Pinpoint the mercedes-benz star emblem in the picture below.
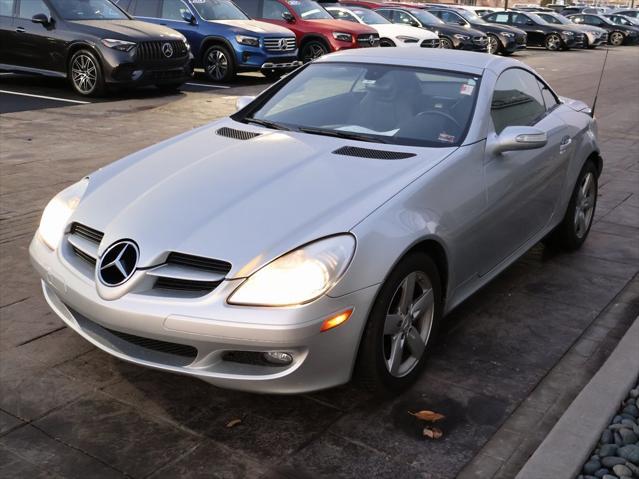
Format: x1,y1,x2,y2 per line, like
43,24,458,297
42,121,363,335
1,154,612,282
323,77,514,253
161,42,174,58
98,240,139,287
368,35,376,46
278,38,287,50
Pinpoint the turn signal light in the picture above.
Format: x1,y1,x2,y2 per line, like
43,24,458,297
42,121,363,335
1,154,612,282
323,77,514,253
320,309,353,332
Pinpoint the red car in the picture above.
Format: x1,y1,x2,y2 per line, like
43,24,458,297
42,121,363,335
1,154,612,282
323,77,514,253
235,0,380,62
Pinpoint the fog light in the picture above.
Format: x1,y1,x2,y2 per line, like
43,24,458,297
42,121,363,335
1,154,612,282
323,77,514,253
263,351,293,365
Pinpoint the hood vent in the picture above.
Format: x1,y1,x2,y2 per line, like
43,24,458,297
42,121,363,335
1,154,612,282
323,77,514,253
333,146,416,160
216,127,261,141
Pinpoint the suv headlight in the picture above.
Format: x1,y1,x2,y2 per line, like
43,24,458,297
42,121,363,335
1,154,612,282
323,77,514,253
500,32,515,38
396,35,419,42
101,38,136,52
454,34,470,40
236,35,259,47
333,32,353,42
228,235,356,307
39,178,89,250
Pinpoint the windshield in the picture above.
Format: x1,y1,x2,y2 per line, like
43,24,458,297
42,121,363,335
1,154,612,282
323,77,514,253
286,0,332,20
411,9,445,25
609,15,630,24
242,63,480,148
49,0,128,20
190,0,248,20
352,8,390,24
539,13,567,24
458,9,486,24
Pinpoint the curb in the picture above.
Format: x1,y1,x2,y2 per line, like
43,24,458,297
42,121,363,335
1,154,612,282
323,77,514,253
516,316,639,479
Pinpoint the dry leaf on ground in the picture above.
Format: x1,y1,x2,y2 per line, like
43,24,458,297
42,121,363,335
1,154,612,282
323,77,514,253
422,426,443,439
409,410,445,422
226,418,242,428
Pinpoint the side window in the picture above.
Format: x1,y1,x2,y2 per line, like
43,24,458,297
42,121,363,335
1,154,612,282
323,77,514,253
133,0,160,17
332,9,358,23
376,9,393,21
0,0,14,16
17,0,49,18
112,0,132,11
491,68,547,134
493,13,510,24
538,79,559,111
512,13,530,25
233,0,258,17
262,0,288,20
584,15,601,26
571,15,583,23
441,11,462,24
396,10,419,27
161,0,189,21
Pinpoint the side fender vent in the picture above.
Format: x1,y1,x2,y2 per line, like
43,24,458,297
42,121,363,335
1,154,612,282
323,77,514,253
333,146,416,160
216,127,261,140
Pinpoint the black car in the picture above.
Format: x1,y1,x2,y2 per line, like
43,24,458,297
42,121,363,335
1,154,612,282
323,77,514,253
374,6,489,51
482,10,584,50
0,0,193,96
604,14,639,34
568,13,639,46
427,7,527,55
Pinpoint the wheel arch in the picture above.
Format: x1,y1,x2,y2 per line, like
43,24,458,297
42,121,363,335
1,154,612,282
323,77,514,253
66,42,104,76
299,34,331,51
401,238,450,306
199,36,236,65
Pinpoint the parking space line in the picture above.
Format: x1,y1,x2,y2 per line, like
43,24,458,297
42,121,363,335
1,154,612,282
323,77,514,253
0,90,89,104
185,82,231,89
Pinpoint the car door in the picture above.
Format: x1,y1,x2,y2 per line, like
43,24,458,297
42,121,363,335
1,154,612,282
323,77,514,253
480,67,570,273
12,0,56,70
0,0,16,65
512,12,544,45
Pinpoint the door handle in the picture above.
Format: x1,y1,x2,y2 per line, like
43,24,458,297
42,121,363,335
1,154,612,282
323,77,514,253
16,26,26,33
559,135,572,154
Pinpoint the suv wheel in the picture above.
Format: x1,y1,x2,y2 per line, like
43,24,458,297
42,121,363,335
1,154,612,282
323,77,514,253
545,33,562,51
609,31,625,46
355,252,442,393
203,45,235,82
300,40,328,63
69,50,105,97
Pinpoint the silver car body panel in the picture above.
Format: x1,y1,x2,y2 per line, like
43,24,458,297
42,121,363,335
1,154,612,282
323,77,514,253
30,48,601,393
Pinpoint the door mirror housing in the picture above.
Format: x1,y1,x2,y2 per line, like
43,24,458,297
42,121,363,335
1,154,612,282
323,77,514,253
236,96,255,111
31,13,50,25
182,10,196,24
282,11,295,23
458,19,467,26
489,126,548,155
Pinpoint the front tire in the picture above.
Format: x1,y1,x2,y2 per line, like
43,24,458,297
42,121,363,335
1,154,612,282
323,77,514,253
609,31,625,46
546,161,598,251
202,45,235,83
69,50,105,97
439,36,454,49
300,40,328,63
487,34,500,54
355,252,442,394
545,33,562,51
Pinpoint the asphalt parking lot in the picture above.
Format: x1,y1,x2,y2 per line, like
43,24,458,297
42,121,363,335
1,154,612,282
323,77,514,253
1,46,638,479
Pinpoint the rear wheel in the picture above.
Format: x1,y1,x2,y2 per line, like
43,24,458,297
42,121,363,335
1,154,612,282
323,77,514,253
545,33,562,51
487,34,500,54
69,50,105,97
300,40,328,63
355,252,442,393
380,38,396,47
609,31,625,46
202,45,235,82
439,36,454,49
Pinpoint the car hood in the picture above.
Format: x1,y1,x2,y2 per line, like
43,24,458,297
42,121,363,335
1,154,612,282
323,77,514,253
68,20,183,41
211,19,295,35
76,119,456,278
306,18,378,34
373,23,438,40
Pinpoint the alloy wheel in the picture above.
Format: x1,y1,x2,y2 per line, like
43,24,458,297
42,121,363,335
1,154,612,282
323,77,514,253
440,37,453,49
546,34,561,51
487,35,499,54
383,271,434,378
302,43,326,63
206,49,228,81
71,54,97,94
610,32,624,46
574,171,596,239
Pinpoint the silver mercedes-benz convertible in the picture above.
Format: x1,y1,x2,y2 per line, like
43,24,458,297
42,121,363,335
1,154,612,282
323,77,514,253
30,49,601,394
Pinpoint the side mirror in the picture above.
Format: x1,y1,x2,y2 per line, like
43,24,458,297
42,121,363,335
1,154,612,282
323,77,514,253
282,11,295,23
31,13,50,25
526,19,534,25
182,10,196,24
458,20,467,26
488,126,547,155
236,96,255,111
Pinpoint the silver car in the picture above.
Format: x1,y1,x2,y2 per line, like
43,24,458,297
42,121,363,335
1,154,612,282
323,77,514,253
30,49,601,394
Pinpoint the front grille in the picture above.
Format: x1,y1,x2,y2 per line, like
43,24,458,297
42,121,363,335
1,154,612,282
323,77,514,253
216,127,261,141
154,276,222,292
473,36,489,46
357,33,380,47
263,37,296,52
72,246,97,265
70,223,103,244
166,252,232,275
137,40,188,62
333,146,416,160
104,326,197,360
421,38,440,48
516,34,527,45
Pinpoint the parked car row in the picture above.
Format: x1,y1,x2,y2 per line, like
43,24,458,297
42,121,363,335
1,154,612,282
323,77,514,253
1,0,637,97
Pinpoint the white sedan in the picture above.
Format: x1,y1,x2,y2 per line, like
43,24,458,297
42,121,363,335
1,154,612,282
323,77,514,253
326,5,440,47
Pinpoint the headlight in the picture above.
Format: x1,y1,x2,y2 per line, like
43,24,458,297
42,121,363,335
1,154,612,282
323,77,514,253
101,38,136,52
228,235,356,307
500,32,515,38
396,35,419,42
38,178,89,250
176,33,191,50
236,35,259,47
454,34,470,40
333,32,353,42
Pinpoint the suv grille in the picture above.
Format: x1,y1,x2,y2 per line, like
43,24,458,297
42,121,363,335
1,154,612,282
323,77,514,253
263,37,296,52
137,40,188,62
357,33,380,47
421,38,440,48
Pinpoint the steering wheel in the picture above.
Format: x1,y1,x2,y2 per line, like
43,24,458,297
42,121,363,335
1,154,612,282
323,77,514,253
415,110,462,131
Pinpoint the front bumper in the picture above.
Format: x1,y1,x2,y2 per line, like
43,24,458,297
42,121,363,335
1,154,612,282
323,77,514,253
562,34,585,49
30,235,377,394
455,37,489,52
502,34,527,52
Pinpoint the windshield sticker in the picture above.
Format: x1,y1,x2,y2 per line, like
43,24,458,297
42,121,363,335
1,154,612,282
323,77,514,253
438,132,456,143
460,84,474,96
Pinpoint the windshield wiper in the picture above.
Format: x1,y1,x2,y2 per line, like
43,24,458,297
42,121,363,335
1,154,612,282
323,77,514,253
244,118,292,131
298,126,389,144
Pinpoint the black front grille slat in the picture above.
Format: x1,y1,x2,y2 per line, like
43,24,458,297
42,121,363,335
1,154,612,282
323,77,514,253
137,40,187,62
72,246,97,265
104,326,197,359
166,252,231,274
216,127,261,141
154,277,222,292
333,146,416,160
70,223,104,244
